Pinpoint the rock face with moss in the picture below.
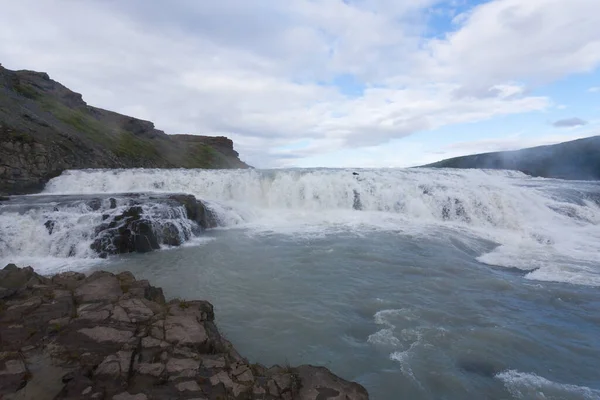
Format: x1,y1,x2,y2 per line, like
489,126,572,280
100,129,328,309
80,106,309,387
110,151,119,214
0,265,369,400
0,65,250,195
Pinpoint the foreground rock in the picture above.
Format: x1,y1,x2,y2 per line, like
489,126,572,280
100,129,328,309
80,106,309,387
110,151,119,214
0,265,369,400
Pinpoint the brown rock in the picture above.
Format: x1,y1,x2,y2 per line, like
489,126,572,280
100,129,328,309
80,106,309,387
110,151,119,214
136,363,164,377
112,392,148,400
295,365,369,400
78,327,134,343
176,380,201,392
75,275,122,304
165,358,199,374
164,315,208,346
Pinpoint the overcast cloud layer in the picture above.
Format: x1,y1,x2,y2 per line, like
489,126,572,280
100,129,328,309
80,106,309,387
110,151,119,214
1,0,599,167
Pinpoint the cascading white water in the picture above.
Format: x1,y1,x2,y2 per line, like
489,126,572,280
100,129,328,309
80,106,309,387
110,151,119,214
0,194,201,273
4,167,600,284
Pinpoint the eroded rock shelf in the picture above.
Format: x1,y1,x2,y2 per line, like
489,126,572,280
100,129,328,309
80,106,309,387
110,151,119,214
0,265,369,400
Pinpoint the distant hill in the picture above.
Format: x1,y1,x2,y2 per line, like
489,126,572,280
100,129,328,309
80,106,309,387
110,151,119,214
0,65,249,195
421,136,600,180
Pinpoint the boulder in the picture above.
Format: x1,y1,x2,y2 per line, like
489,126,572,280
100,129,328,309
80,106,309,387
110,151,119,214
90,206,160,256
295,365,369,400
168,194,218,229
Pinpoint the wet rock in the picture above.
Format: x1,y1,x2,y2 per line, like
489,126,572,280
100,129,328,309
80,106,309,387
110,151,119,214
87,198,102,211
168,194,218,229
90,206,160,256
352,190,362,210
160,222,182,246
44,219,56,234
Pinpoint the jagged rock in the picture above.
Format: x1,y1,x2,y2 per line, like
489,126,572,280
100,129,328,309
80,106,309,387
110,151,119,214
52,271,86,290
112,392,148,400
160,221,183,246
0,353,28,394
136,362,164,377
118,298,154,322
165,315,208,346
176,380,201,392
78,327,135,344
295,365,369,400
168,194,218,229
44,219,56,234
166,358,199,374
0,266,370,399
0,264,38,289
91,206,161,256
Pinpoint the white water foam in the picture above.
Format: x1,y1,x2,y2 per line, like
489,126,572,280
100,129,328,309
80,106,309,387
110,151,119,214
368,309,404,347
0,195,203,269
367,308,426,386
497,370,600,400
38,168,600,285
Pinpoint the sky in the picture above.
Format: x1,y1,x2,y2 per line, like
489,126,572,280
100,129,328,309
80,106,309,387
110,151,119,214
0,0,599,168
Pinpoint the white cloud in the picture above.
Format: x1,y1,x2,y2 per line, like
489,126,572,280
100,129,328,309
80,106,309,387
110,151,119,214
419,0,600,89
0,0,598,167
589,87,600,93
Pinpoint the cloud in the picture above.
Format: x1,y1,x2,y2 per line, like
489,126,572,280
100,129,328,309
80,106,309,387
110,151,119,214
552,118,588,128
418,0,600,90
0,0,598,167
589,87,600,93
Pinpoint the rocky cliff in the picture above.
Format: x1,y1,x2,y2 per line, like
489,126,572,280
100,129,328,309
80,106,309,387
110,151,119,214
0,265,369,400
0,65,250,195
421,136,600,180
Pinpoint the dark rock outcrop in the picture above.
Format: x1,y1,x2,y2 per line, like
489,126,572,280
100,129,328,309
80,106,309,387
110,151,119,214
91,206,161,257
421,135,600,180
0,265,369,400
0,65,250,196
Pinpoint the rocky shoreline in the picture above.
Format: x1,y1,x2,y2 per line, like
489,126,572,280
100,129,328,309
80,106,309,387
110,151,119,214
0,265,369,400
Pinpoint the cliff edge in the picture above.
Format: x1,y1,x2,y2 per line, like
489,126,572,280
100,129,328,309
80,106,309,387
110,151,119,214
0,65,249,195
0,265,369,400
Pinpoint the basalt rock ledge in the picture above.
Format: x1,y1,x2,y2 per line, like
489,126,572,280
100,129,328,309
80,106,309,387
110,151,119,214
0,265,369,400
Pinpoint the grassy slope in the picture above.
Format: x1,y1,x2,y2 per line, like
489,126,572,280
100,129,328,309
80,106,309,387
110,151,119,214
0,66,249,194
